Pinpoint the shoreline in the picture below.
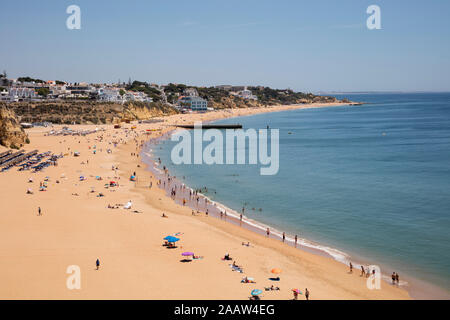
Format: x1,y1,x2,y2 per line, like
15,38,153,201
124,102,412,299
0,102,427,299
140,103,450,300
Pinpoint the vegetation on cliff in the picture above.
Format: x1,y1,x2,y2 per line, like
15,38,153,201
248,87,338,105
163,82,340,109
126,81,162,102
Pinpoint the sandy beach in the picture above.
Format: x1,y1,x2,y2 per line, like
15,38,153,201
0,102,411,299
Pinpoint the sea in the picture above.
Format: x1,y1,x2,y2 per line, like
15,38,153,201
144,93,450,298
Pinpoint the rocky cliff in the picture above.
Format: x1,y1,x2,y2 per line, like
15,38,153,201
0,104,29,148
9,101,179,125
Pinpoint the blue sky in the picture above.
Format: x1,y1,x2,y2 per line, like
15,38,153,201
1,0,449,92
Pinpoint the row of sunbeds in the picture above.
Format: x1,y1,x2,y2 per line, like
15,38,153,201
1,150,38,172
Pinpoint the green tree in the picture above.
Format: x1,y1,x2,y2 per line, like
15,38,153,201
37,88,50,97
18,76,44,83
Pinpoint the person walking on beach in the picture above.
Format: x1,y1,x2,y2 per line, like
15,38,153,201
349,262,353,273
293,290,298,300
361,265,366,277
395,273,400,285
305,288,310,300
266,228,270,237
38,207,41,216
282,232,285,243
294,235,298,247
391,272,396,285
96,258,100,270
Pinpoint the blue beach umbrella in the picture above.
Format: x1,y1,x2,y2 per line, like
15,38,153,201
251,289,263,296
164,236,180,243
164,235,179,240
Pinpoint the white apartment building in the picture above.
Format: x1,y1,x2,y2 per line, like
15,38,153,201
98,87,122,102
50,85,67,98
98,88,153,103
184,88,198,97
8,87,37,101
0,89,9,102
232,86,258,100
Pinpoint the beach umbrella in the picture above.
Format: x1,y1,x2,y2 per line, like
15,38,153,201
164,236,180,243
271,268,282,274
181,252,194,256
164,235,177,241
251,289,262,296
292,289,302,294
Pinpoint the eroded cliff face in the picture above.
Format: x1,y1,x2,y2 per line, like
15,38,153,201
9,101,179,125
120,103,178,122
0,104,29,148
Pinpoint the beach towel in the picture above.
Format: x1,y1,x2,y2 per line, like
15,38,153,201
230,264,243,273
124,201,132,209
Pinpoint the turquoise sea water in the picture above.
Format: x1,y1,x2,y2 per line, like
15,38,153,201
150,93,450,296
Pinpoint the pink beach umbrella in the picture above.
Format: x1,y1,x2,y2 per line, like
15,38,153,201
181,252,194,256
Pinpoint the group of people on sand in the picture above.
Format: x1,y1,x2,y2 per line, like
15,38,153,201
350,262,374,277
349,262,400,285
292,288,310,300
222,248,312,300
